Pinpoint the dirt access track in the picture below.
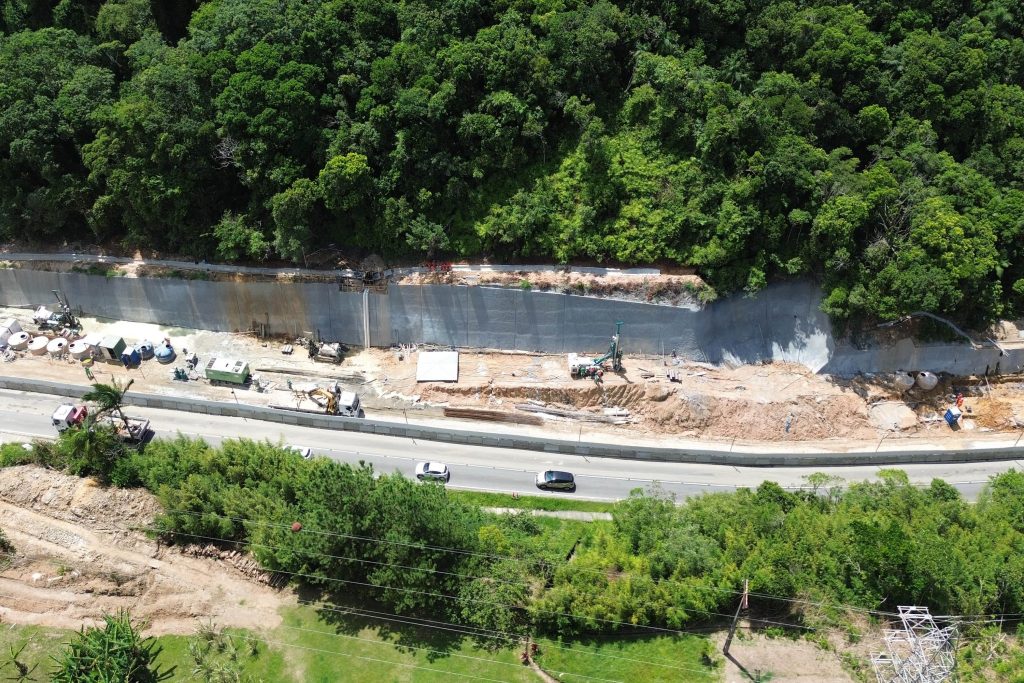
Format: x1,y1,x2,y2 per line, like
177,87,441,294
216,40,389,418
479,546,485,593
0,465,289,635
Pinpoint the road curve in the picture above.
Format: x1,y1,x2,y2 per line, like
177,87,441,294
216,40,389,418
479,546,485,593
0,389,1020,502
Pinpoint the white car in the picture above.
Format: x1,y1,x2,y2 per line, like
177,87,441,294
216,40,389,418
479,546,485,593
287,445,313,459
415,461,450,482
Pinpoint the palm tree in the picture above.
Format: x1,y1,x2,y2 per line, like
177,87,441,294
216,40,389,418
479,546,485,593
83,378,134,430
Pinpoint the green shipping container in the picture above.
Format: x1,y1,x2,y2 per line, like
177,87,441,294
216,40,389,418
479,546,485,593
204,357,250,385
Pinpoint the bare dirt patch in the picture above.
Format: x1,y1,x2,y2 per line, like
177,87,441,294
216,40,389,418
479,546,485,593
415,355,880,441
0,466,290,635
711,630,855,682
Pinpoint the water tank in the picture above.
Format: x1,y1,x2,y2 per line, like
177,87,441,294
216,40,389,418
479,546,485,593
154,343,175,364
28,336,49,355
893,373,916,392
8,331,30,350
137,341,154,360
69,340,92,359
46,338,68,357
916,371,939,391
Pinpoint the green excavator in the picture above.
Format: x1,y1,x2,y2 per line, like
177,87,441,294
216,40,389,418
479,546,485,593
568,322,623,380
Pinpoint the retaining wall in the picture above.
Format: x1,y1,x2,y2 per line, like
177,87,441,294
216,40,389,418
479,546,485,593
3,376,1021,467
1,270,1022,376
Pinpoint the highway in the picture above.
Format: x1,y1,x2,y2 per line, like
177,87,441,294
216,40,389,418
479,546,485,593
1,389,1021,501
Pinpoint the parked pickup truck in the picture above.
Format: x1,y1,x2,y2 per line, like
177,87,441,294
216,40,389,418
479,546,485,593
51,403,152,444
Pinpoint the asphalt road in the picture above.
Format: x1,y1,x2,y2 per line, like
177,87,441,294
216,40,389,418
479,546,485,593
1,389,1021,501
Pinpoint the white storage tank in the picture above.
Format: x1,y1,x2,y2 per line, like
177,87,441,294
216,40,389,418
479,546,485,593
916,371,939,391
893,372,916,392
8,331,30,350
28,336,49,355
47,338,68,357
69,340,92,360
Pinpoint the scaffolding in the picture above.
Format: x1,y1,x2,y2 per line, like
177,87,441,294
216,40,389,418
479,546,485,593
871,606,958,683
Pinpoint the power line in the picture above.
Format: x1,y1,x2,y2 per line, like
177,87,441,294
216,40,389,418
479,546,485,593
157,506,538,565
135,523,816,633
297,598,724,676
152,507,822,625
139,526,533,589
218,631,519,683
0,589,609,683
150,506,896,617
275,622,624,683
0,583,707,678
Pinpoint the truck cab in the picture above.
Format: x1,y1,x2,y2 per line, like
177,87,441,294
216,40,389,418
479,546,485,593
337,391,362,417
52,404,88,432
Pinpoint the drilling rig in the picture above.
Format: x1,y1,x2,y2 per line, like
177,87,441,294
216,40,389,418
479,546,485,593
568,321,623,380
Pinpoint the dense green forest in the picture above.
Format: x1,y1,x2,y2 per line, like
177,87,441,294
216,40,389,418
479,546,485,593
3,0,1024,323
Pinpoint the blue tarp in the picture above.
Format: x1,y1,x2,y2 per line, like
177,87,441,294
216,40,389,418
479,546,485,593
121,348,141,367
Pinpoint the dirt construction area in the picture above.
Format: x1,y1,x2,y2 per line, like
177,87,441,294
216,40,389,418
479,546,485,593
0,465,288,635
1,304,1024,446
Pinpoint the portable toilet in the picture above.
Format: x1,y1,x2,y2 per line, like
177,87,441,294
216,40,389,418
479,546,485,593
944,406,963,429
120,346,142,368
97,335,127,361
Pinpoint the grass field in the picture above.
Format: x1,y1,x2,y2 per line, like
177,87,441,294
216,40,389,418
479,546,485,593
534,633,722,683
0,605,721,682
0,605,535,682
453,490,618,513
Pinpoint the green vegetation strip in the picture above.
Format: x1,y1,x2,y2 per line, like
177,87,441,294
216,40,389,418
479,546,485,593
451,490,617,513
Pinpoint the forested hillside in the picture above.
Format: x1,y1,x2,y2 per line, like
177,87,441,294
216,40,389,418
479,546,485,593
3,0,1024,324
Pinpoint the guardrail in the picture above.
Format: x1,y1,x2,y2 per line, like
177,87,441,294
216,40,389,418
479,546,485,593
1,376,1020,467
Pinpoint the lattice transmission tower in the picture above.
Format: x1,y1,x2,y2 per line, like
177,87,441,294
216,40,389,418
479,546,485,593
871,606,958,683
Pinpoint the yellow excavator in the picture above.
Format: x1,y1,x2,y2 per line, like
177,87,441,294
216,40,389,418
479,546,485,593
300,383,364,417
307,387,338,414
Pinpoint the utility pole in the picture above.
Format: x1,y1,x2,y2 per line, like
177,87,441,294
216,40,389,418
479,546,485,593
723,579,749,659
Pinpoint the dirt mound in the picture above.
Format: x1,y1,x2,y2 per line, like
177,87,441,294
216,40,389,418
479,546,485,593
0,466,288,635
421,382,650,410
422,376,878,441
0,465,161,529
648,392,874,441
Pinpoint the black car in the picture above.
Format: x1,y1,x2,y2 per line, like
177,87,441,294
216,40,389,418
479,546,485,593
536,470,575,491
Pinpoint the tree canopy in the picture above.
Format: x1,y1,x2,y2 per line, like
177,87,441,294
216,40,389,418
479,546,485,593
3,0,1024,324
